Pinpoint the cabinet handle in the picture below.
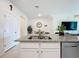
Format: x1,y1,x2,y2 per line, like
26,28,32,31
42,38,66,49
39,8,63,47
71,46,78,47
37,51,39,53
41,51,43,53
65,46,78,47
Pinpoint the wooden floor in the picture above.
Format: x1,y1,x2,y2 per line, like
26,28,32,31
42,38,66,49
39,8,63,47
0,45,19,58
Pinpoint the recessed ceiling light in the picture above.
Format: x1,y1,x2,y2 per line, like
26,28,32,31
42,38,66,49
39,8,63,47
35,5,39,8
34,5,42,17
38,13,42,17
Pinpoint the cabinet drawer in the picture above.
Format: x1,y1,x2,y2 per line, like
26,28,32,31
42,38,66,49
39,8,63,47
19,43,39,48
41,49,60,58
19,49,39,58
40,43,60,48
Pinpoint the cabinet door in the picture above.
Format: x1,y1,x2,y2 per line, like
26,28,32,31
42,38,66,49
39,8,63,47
19,49,39,58
40,49,60,58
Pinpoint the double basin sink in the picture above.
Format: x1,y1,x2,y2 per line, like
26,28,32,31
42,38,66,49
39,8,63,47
28,35,52,40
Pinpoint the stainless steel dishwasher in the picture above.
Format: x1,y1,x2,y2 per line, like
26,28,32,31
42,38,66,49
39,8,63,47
62,42,79,58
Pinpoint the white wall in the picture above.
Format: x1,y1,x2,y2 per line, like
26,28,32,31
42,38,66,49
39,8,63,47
52,14,79,34
0,0,28,38
28,15,79,34
28,16,53,34
7,0,79,34
9,0,79,34
3,0,79,34
0,0,28,53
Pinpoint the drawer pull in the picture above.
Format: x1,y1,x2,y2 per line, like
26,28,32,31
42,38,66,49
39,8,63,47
71,46,78,47
41,51,43,53
64,46,78,47
37,51,39,53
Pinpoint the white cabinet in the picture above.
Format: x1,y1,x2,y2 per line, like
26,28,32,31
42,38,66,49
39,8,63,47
19,49,39,58
40,43,60,58
19,42,60,58
19,43,39,58
40,49,60,58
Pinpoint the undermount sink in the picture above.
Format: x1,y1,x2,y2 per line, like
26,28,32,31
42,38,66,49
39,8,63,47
28,35,52,40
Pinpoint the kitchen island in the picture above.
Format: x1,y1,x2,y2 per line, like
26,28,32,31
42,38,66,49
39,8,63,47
16,34,79,58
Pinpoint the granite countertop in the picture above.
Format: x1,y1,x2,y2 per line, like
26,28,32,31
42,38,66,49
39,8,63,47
15,34,79,42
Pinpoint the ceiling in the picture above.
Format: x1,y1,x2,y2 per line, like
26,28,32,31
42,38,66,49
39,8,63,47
8,0,79,19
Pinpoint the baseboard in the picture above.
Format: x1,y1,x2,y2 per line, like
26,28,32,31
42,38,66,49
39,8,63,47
4,42,18,52
5,45,16,53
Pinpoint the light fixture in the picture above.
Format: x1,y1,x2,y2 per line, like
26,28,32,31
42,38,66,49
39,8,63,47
35,5,39,8
38,13,42,17
8,0,13,11
9,4,13,11
34,5,42,17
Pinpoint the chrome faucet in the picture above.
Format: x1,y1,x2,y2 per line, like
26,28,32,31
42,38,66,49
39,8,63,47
38,29,43,39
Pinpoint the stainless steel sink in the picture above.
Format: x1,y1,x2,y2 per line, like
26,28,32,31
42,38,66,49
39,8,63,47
28,35,52,40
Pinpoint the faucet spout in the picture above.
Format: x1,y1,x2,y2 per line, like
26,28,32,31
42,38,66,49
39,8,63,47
38,29,43,39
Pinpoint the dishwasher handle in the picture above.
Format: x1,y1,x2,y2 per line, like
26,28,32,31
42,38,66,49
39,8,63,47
64,45,79,47
71,46,78,47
